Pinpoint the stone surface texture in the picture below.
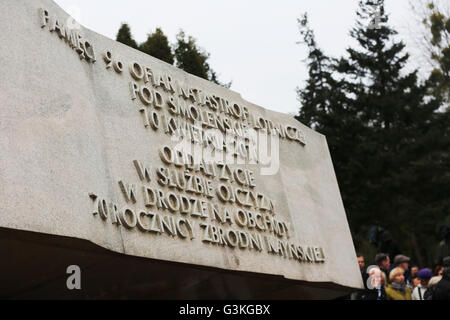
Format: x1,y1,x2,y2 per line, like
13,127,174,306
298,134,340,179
0,0,363,291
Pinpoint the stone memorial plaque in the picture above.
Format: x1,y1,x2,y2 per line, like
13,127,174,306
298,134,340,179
0,0,363,296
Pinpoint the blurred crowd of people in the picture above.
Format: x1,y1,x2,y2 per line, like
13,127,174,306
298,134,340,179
351,253,450,300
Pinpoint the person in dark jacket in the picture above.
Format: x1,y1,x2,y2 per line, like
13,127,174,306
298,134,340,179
379,231,402,263
375,253,391,276
433,256,450,300
412,269,432,300
357,253,369,285
350,253,369,300
424,276,442,300
360,267,386,300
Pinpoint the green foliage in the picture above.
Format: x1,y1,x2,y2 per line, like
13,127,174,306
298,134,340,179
430,12,445,45
114,24,231,88
297,0,449,267
174,31,231,88
424,2,450,102
116,23,138,50
139,28,174,65
174,31,210,79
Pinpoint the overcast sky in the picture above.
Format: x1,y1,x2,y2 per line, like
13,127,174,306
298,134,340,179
54,0,418,116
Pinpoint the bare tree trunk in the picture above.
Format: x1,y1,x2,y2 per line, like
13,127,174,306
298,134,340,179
410,233,424,267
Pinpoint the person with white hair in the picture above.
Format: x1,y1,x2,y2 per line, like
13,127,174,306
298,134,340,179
386,267,412,300
423,275,442,300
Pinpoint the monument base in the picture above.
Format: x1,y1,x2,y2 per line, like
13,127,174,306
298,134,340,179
0,227,354,300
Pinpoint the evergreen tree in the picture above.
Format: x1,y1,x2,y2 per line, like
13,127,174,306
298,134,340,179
295,14,353,149
116,23,138,50
139,28,175,65
296,13,333,129
297,0,447,266
423,2,450,103
174,30,211,80
114,24,231,88
174,30,231,88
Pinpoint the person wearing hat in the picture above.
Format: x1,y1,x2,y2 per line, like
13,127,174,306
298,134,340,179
412,269,432,300
433,256,450,300
375,253,391,276
387,254,412,286
386,267,412,300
